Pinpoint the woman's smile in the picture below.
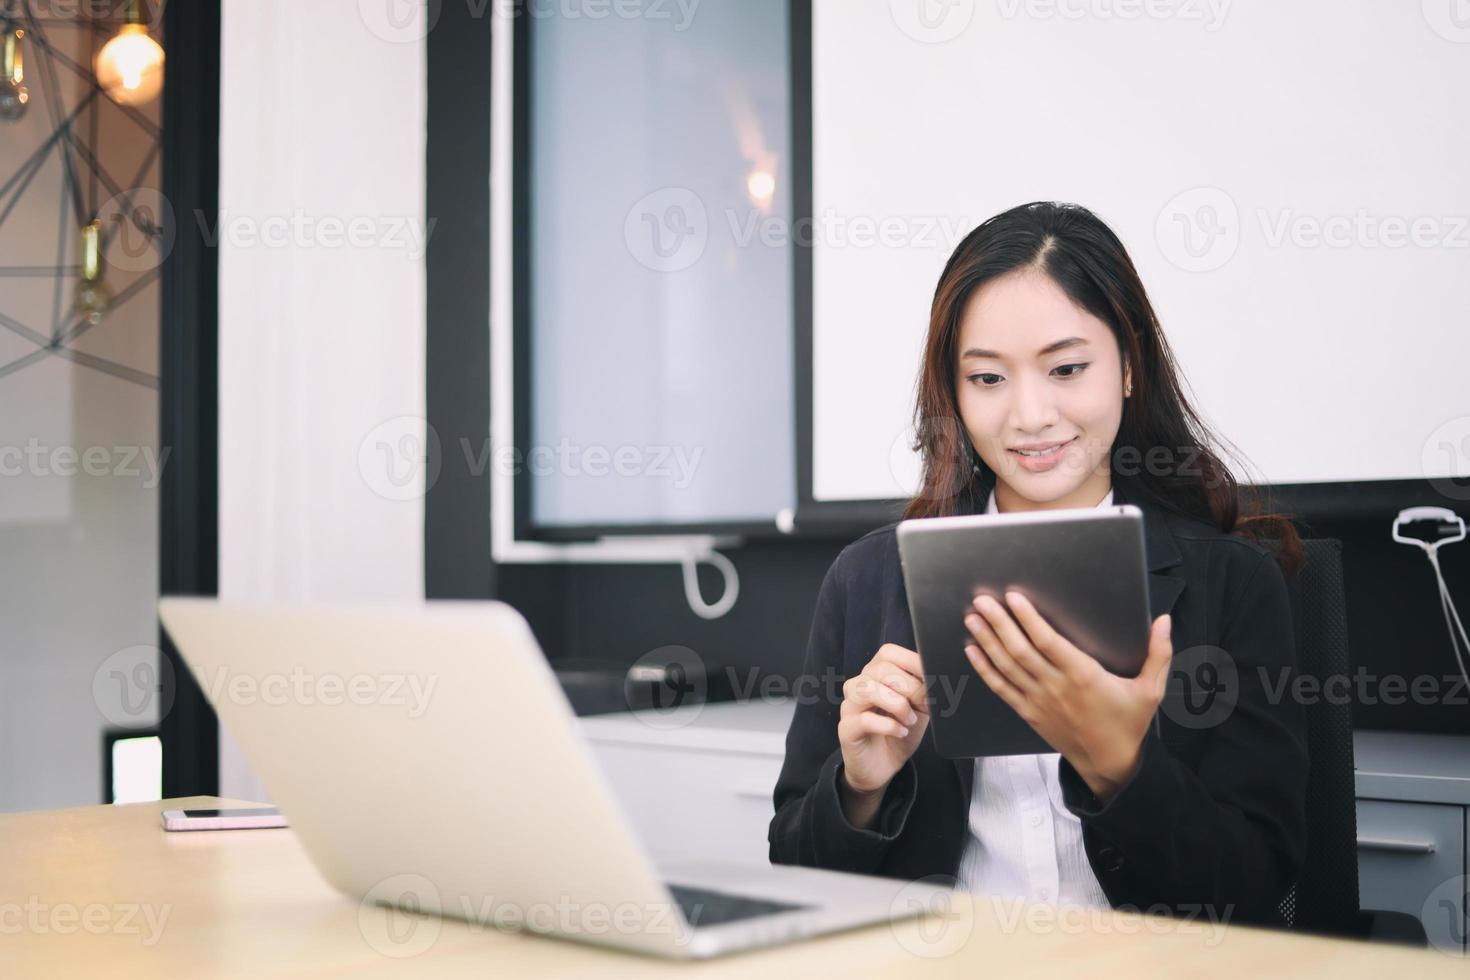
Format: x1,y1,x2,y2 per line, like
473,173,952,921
1008,436,1077,473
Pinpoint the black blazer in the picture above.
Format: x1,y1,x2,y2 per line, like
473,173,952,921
768,475,1308,926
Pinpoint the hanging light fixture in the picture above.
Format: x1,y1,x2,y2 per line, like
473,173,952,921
95,1,163,107
74,220,112,325
746,170,776,210
0,23,27,121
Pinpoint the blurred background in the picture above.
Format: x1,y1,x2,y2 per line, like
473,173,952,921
1,0,1467,823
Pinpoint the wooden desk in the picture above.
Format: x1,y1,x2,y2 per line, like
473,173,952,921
1,797,1464,978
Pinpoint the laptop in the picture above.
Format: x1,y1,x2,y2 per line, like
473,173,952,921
157,598,949,959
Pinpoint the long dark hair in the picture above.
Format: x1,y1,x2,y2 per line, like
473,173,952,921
902,201,1303,579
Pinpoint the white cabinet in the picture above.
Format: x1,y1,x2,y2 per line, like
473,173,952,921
577,700,796,869
1356,799,1466,952
1354,731,1470,953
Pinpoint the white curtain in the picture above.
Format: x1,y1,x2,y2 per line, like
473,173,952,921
216,1,428,800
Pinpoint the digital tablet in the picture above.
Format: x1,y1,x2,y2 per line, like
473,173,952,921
895,504,1152,758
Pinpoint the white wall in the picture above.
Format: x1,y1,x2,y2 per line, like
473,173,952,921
813,0,1470,502
216,1,428,800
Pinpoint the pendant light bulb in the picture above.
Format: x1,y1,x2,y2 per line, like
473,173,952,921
74,221,112,326
95,9,163,107
0,25,28,121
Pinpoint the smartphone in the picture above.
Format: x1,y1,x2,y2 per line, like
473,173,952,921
160,806,288,831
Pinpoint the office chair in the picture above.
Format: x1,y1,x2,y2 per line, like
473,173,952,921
1278,537,1427,944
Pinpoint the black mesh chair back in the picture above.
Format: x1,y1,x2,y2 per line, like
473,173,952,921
1278,538,1361,935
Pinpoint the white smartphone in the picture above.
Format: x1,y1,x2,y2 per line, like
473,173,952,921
160,806,288,832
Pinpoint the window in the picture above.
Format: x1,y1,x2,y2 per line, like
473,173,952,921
521,0,795,534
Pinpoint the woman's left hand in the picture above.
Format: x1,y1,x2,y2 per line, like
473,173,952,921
964,591,1173,802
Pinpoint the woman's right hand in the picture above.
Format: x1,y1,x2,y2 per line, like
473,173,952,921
836,644,930,825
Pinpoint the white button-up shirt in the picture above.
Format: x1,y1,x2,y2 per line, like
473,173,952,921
954,487,1113,908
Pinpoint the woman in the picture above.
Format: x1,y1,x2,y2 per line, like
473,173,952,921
768,201,1308,927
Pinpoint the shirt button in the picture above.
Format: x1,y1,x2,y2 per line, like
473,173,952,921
1097,847,1125,872
1028,812,1043,828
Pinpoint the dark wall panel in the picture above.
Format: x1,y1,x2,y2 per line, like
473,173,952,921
424,0,495,600
159,0,221,797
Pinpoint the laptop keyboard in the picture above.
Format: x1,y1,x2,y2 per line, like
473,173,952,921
665,883,810,928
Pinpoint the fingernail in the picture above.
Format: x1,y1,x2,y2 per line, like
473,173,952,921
899,726,910,737
906,710,918,725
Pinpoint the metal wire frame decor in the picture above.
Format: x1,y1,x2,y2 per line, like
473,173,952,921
0,0,164,391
